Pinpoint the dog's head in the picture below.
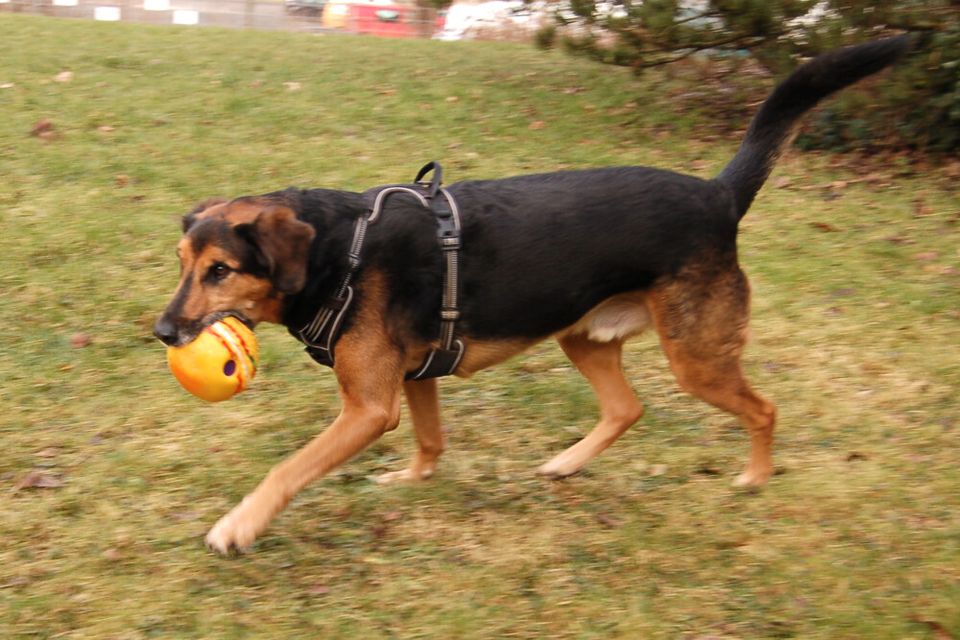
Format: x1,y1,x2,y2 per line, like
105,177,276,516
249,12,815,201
154,197,316,347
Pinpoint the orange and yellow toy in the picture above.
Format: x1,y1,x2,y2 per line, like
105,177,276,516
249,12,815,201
166,316,259,402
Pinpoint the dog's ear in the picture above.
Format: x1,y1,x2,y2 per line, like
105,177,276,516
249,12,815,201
182,198,228,233
234,207,316,294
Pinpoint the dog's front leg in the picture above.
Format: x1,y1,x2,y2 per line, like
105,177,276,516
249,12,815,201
205,342,404,555
377,378,444,485
205,400,398,554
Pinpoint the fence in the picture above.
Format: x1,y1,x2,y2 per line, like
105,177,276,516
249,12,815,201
0,0,443,37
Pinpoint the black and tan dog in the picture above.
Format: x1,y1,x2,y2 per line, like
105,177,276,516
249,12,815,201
155,36,911,554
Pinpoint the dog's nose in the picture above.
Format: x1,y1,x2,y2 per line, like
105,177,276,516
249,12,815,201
153,315,180,346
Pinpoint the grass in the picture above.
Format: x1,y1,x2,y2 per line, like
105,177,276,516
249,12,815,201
1,14,958,640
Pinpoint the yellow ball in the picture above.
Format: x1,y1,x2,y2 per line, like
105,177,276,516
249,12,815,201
166,317,259,402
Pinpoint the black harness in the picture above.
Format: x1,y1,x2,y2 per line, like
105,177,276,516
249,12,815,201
297,162,465,380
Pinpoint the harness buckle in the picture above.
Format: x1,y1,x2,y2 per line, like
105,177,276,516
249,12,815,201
405,339,465,381
439,234,461,250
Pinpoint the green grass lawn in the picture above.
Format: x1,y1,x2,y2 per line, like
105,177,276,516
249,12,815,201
1,14,958,640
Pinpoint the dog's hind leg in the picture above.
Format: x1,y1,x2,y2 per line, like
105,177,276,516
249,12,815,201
538,334,644,478
649,265,776,487
376,378,445,485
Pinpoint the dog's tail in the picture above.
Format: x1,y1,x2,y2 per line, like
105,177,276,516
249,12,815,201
716,35,912,220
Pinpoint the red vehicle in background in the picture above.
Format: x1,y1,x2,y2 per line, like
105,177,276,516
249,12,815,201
320,1,444,38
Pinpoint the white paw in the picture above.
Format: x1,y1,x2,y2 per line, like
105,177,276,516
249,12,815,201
204,499,262,555
732,468,772,488
375,467,434,485
536,459,579,479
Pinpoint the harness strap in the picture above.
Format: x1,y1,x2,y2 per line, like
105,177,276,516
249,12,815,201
405,185,465,380
298,163,465,380
298,186,429,368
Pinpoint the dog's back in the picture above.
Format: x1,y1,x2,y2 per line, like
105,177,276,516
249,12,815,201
446,167,735,338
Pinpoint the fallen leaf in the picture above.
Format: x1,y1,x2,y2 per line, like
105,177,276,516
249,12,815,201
15,470,64,490
97,125,115,133
649,464,668,477
0,83,15,89
846,452,868,462
445,95,459,103
54,71,74,83
283,81,302,91
115,174,130,187
31,119,54,137
70,333,92,348
528,120,546,130
810,221,839,233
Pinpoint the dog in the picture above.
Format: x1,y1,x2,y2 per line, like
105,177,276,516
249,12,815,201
155,36,911,554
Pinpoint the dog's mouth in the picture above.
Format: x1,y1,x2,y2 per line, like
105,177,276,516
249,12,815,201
204,311,254,331
156,311,254,348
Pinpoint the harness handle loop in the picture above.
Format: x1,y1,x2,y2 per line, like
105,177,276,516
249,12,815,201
414,161,443,200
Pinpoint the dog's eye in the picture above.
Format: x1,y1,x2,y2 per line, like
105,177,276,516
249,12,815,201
208,262,231,282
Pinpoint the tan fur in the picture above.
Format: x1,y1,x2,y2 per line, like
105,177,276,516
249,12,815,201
174,238,284,326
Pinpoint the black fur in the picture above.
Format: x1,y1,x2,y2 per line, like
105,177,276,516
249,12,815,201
267,36,911,347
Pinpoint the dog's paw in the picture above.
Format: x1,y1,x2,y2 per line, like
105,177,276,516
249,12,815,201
536,448,588,478
536,459,579,479
375,466,434,485
204,497,266,555
732,467,772,489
